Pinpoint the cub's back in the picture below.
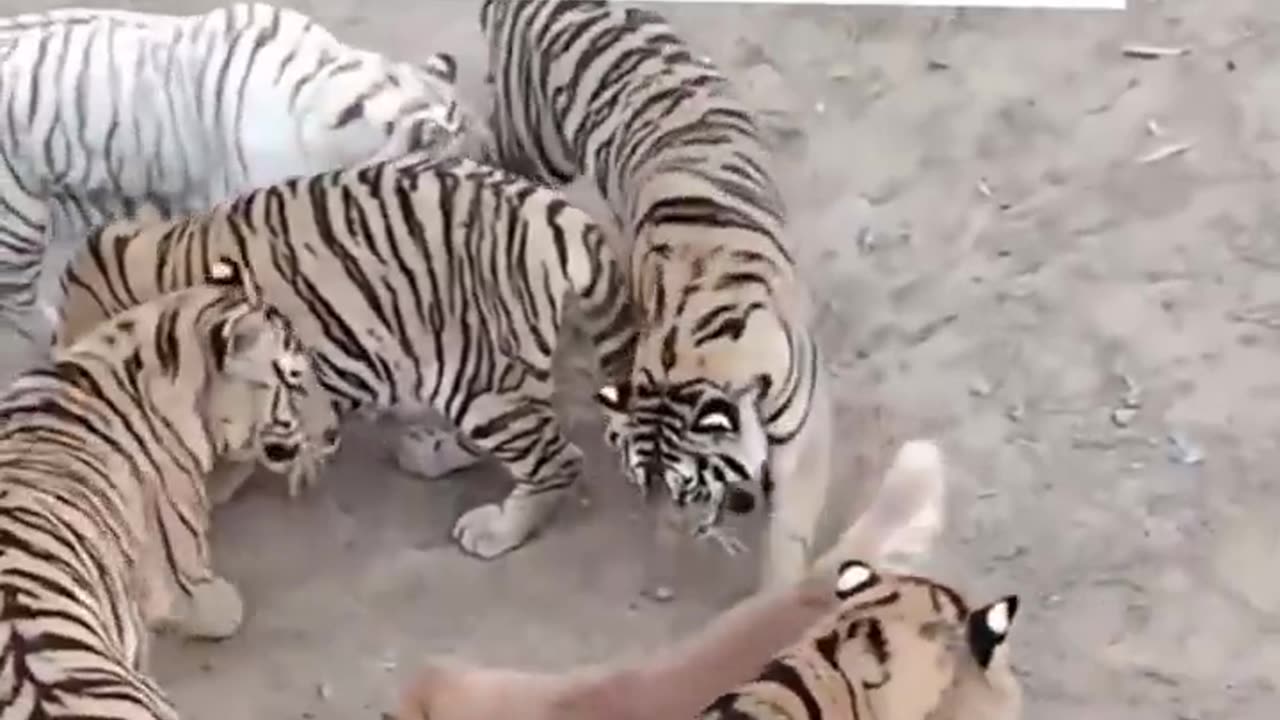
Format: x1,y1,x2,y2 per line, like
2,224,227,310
702,560,1023,720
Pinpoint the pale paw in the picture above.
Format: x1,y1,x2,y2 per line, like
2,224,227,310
177,577,245,640
452,503,531,559
395,428,483,479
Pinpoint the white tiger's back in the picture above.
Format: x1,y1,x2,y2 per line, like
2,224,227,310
0,2,476,346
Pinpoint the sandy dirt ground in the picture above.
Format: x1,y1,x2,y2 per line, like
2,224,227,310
1,0,1278,718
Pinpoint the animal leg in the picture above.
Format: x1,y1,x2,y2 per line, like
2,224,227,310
0,173,51,348
761,386,833,589
140,469,245,640
167,576,245,640
449,364,580,559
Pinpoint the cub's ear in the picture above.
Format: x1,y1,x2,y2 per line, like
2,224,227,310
595,382,632,412
206,258,242,287
226,314,268,358
967,595,1020,669
834,560,879,599
211,310,273,374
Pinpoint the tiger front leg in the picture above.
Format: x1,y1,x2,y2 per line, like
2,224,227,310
448,374,581,559
165,576,245,640
140,500,245,640
761,385,834,589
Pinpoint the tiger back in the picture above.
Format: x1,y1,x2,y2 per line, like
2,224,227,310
53,153,636,561
480,0,831,589
0,2,478,346
701,561,1023,720
0,264,316,718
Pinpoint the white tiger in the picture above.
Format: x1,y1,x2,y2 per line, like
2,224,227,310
0,2,482,347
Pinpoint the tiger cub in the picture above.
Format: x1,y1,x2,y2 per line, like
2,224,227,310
394,441,1021,720
701,562,1021,720
0,263,316,717
479,0,831,588
52,154,636,560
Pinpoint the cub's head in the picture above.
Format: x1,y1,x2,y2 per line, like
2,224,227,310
707,559,1022,720
299,51,487,169
595,372,769,521
199,262,340,484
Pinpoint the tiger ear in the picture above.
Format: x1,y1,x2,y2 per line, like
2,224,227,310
834,560,878,599
966,595,1020,669
213,309,272,372
227,317,267,358
595,382,631,412
206,259,242,287
208,256,266,303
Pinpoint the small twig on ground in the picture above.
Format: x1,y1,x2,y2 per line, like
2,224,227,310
1136,140,1195,165
1122,44,1190,59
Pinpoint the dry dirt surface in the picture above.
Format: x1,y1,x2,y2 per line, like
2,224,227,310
1,0,1277,718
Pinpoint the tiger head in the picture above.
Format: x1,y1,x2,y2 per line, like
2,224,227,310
299,51,487,170
703,559,1023,720
595,370,769,523
199,262,341,488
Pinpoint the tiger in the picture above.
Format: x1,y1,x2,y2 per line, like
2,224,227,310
52,153,637,560
478,0,831,588
0,1,481,348
51,249,343,502
394,441,1020,720
0,262,318,719
698,563,1021,720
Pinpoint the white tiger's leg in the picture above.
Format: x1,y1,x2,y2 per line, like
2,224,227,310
449,365,581,559
761,379,834,589
395,424,486,479
0,166,51,346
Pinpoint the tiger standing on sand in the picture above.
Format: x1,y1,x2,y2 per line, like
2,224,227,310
0,2,478,347
478,0,831,587
52,154,636,559
0,264,317,719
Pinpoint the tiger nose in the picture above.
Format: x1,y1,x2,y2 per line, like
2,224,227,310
724,487,756,515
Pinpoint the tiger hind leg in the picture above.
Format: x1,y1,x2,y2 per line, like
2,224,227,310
395,425,486,479
447,366,582,559
761,382,834,589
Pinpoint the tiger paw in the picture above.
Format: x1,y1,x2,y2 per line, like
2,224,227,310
452,503,532,559
395,428,483,479
177,577,245,640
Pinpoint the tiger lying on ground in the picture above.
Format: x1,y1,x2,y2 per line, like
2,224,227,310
0,1,479,347
52,154,636,558
395,441,1019,720
0,263,317,719
479,0,831,588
